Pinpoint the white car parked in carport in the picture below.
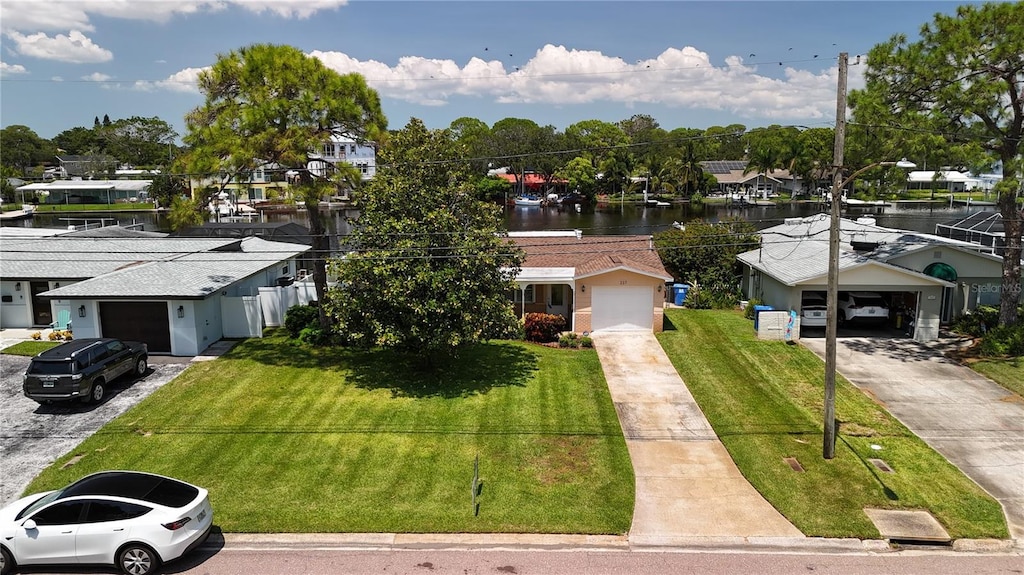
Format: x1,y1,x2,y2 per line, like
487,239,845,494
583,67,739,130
838,291,890,324
0,471,212,575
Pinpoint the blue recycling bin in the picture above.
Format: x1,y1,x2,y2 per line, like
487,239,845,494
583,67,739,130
673,283,691,306
753,304,774,330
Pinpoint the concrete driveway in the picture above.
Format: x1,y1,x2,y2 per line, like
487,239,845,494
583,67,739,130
801,336,1024,543
592,332,802,545
0,354,191,506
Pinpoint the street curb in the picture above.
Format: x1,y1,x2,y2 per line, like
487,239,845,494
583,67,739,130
211,534,1022,555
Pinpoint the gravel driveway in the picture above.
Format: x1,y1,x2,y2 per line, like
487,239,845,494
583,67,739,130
0,354,191,506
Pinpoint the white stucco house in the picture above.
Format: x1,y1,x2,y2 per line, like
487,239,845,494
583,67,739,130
0,227,310,355
738,214,1010,342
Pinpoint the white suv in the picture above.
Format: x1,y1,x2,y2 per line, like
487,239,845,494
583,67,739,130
800,292,828,328
838,291,889,324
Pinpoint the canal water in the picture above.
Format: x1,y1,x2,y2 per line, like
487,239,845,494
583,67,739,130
9,201,987,237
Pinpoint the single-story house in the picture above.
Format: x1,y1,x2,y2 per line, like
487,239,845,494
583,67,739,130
738,213,1011,342
0,227,310,355
700,160,801,196
509,231,673,333
16,179,151,205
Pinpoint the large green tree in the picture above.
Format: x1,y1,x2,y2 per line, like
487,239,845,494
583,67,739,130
1,125,53,172
52,126,100,156
99,116,178,167
181,43,387,329
850,2,1023,326
654,218,760,305
327,118,522,362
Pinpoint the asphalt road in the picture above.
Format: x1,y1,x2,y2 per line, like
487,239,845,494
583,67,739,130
158,548,1024,575
0,353,191,505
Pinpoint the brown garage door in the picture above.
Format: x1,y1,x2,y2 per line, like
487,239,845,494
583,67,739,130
99,302,171,353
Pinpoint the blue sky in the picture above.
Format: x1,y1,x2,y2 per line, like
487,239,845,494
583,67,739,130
0,1,974,141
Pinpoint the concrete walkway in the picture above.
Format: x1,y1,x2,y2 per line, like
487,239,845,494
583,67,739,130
801,336,1024,544
592,332,803,545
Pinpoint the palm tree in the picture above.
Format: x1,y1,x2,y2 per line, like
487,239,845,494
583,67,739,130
743,145,783,200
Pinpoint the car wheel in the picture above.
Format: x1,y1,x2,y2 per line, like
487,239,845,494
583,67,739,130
118,544,160,575
837,312,846,327
135,356,148,376
1,545,14,575
85,380,105,404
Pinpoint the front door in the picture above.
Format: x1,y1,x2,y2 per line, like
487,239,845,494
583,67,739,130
548,284,568,319
31,281,52,326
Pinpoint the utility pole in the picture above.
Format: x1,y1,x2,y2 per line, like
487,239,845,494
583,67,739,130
824,52,848,460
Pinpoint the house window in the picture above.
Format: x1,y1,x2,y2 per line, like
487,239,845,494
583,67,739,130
349,144,357,154
322,143,334,157
513,285,534,303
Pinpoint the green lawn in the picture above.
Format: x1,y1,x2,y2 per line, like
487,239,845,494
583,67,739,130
26,333,634,534
657,309,1007,539
2,341,60,356
970,357,1024,398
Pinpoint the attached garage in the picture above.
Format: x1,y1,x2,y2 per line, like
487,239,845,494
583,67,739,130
99,301,171,353
510,233,674,334
591,285,654,331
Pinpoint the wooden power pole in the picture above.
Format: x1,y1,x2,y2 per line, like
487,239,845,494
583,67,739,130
824,52,848,460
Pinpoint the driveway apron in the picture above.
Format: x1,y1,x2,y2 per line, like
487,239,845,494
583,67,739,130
593,332,802,544
801,337,1024,543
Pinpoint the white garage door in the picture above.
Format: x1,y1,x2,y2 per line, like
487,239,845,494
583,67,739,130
591,285,653,331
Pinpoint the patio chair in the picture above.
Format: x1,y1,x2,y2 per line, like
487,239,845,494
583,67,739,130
49,309,72,331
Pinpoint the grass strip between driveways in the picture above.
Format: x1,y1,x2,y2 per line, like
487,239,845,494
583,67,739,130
968,357,1024,398
657,309,1007,540
26,333,634,534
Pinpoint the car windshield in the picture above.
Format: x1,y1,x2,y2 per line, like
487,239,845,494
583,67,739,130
15,491,62,520
28,360,74,375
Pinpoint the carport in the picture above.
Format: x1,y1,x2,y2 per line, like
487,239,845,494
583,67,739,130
740,214,1006,343
742,237,954,342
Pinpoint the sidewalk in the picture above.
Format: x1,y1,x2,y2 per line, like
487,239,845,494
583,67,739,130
591,331,803,546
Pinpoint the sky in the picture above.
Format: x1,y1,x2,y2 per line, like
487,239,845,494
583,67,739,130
0,1,978,141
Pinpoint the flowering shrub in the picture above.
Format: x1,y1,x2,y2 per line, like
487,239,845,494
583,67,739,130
524,313,566,343
31,332,42,340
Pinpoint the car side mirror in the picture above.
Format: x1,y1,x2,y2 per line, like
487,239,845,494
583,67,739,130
23,519,37,530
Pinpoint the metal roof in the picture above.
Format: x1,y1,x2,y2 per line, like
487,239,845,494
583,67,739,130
40,237,309,298
738,213,993,286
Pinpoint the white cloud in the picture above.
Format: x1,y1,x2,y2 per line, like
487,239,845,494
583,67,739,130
309,44,846,121
0,61,28,75
135,66,207,93
7,30,112,63
82,72,111,81
0,1,348,32
51,76,63,82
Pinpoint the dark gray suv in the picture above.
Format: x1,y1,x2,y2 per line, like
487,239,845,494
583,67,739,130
23,338,148,404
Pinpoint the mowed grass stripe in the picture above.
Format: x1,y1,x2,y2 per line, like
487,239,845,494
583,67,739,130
28,335,633,534
658,309,1007,539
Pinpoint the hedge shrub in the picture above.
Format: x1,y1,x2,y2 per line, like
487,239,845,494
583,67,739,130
524,313,566,343
284,304,320,339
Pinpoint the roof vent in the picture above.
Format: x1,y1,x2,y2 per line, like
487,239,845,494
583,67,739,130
856,217,877,226
851,240,878,252
784,217,804,225
574,229,582,240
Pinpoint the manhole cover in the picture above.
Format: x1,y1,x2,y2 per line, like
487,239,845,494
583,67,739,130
863,508,951,543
